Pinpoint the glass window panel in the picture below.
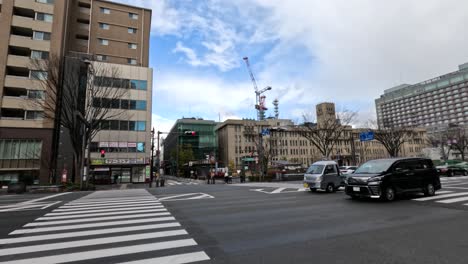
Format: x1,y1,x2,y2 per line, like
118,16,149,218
137,80,147,90
129,121,136,131
120,121,129,131
136,121,146,131
120,100,129,109
110,120,119,130
136,100,146,110
130,80,138,89
129,100,136,110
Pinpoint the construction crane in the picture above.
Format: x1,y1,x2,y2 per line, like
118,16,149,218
243,57,271,121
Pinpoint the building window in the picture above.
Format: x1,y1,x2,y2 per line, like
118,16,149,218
99,23,110,30
28,90,45,99
127,58,137,65
100,7,110,14
135,100,146,110
30,71,48,80
26,111,44,120
128,43,137,49
99,39,109,46
0,139,42,160
129,13,138,20
35,13,53,22
136,121,146,131
128,28,137,34
31,50,49,60
33,31,51,41
96,55,107,61
36,0,54,3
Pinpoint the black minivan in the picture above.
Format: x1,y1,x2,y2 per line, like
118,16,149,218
345,158,441,201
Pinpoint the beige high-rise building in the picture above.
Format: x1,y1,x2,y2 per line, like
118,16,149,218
0,0,152,185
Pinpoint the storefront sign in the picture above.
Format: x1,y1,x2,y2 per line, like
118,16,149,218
91,158,147,165
99,142,109,148
109,142,119,147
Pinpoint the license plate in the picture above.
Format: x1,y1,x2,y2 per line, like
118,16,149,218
303,183,309,188
353,187,360,192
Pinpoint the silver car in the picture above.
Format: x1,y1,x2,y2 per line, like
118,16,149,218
303,161,343,192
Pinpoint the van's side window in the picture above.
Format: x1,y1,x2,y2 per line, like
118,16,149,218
325,165,336,174
394,162,410,171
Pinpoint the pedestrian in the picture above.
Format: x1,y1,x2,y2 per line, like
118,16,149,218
114,174,119,184
210,169,215,184
224,170,229,184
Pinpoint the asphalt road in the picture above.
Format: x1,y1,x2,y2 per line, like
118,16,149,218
1,177,468,263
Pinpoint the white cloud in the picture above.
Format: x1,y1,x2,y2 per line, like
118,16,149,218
119,0,468,126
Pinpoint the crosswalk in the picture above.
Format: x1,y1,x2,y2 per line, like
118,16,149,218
167,180,200,186
0,189,210,264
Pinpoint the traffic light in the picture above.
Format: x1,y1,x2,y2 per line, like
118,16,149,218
100,149,106,158
184,131,197,136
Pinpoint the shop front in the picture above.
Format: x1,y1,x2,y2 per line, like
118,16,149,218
91,158,150,184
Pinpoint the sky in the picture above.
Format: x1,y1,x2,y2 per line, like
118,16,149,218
115,0,468,132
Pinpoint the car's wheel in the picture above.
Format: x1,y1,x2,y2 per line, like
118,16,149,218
463,171,468,176
383,186,396,201
310,188,317,192
326,183,335,193
449,170,455,177
424,183,436,196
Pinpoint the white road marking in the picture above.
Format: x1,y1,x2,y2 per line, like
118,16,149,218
10,217,176,235
38,209,168,220
22,193,71,203
0,222,181,245
66,198,157,206
158,193,214,201
60,201,161,209
54,202,161,211
435,191,455,194
118,251,210,264
26,212,171,226
0,230,188,256
48,205,164,215
413,192,468,201
271,188,286,194
437,196,468,204
0,239,198,264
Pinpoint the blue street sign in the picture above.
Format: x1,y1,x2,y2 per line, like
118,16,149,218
359,131,374,142
261,129,270,136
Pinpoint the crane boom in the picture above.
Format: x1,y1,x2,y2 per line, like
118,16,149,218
243,57,258,93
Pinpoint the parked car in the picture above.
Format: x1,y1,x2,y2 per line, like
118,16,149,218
345,158,441,201
303,161,344,192
436,165,468,177
339,166,357,175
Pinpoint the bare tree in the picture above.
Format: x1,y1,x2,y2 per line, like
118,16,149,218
299,110,357,159
364,119,421,158
30,56,128,186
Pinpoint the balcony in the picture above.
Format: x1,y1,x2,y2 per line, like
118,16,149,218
11,15,52,33
4,75,41,90
1,97,41,111
7,54,31,68
9,35,50,51
14,0,54,14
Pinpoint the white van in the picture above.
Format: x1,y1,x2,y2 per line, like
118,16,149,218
303,161,343,192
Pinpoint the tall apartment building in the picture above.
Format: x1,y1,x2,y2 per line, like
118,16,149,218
376,62,468,130
0,0,152,185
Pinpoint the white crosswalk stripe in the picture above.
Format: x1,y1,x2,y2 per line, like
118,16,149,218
167,180,200,186
0,189,210,264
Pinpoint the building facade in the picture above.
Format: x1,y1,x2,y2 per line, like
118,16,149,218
376,62,468,130
0,0,152,185
163,118,218,174
216,107,429,170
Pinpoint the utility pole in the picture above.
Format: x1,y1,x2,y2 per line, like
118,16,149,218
150,128,155,187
